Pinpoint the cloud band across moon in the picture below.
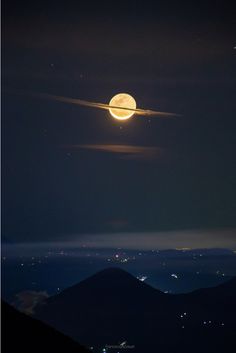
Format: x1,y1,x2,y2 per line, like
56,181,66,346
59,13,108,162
34,92,180,118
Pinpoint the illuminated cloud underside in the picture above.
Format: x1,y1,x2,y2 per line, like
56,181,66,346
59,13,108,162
68,144,163,160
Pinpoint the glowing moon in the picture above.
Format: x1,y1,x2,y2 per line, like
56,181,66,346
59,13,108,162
109,93,136,120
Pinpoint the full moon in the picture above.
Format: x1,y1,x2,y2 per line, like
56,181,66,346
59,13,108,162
109,93,136,120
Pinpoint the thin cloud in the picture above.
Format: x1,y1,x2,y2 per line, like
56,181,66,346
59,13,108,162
5,90,179,118
4,228,236,251
71,144,163,161
68,229,236,250
13,290,49,315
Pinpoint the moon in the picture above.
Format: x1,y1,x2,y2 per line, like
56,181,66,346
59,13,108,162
109,93,137,120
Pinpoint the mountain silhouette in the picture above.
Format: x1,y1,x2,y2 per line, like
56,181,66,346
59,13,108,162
174,276,236,327
34,267,236,353
2,301,90,353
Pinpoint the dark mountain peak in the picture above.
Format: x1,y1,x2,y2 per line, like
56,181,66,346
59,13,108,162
85,266,139,282
34,267,167,346
35,267,164,320
45,267,160,304
92,266,131,276
87,266,134,278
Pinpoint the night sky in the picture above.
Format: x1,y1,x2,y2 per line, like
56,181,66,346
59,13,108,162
2,0,236,246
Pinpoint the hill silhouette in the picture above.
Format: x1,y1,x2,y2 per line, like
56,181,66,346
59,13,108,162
2,301,90,353
34,267,236,353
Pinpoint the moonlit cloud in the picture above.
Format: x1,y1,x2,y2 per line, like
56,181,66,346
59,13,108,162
68,228,236,250
69,144,163,161
3,228,236,251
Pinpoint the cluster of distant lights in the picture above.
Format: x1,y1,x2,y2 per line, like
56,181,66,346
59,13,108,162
2,247,234,283
2,250,71,268
106,251,150,263
179,312,226,329
3,247,236,261
20,256,43,267
2,247,235,295
3,247,235,270
107,253,134,263
105,248,209,264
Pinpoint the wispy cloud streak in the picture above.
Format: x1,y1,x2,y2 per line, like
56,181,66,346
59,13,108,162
69,144,163,161
7,90,180,118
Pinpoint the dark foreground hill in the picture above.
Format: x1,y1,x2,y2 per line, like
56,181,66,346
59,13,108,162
34,267,236,353
2,301,90,353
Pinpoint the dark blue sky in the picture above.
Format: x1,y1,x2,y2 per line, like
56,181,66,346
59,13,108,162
2,0,236,243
